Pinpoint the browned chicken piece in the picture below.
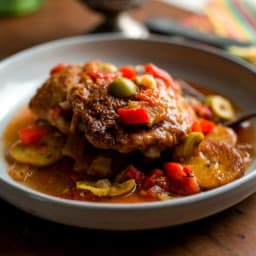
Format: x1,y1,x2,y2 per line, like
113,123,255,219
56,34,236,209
29,61,196,157
187,140,247,189
62,134,128,177
29,65,83,133
68,75,195,156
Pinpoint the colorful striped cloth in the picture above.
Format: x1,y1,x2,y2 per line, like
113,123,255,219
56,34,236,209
180,0,256,64
180,0,256,43
205,0,256,42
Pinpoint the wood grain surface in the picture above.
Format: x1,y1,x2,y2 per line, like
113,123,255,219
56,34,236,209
0,1,255,255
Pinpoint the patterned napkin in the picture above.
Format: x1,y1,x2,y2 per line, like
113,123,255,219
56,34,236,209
180,0,256,64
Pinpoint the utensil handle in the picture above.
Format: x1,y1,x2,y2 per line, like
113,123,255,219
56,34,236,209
146,18,252,48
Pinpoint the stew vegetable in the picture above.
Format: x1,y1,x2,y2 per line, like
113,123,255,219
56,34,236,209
3,61,254,203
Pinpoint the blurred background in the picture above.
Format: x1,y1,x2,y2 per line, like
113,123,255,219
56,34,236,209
0,0,256,63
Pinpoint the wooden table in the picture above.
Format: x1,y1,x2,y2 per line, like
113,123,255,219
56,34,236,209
0,1,255,255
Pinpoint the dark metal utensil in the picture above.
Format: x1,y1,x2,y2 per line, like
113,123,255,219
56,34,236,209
224,113,256,127
146,17,252,48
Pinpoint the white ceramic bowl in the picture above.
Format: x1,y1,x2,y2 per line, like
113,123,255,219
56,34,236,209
0,35,255,230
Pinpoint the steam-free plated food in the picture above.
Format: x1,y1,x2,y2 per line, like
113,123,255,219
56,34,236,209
3,61,254,203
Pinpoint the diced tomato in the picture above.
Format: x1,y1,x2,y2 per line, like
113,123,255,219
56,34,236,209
124,165,145,184
50,63,66,75
119,66,137,79
192,119,215,134
143,169,169,191
117,108,149,124
149,169,164,177
85,71,117,81
144,63,180,91
164,162,200,195
192,103,213,120
18,124,44,145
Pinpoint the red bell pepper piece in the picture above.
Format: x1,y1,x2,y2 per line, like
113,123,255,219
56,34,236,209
144,63,180,91
183,165,194,176
164,162,186,181
164,162,200,195
192,119,215,134
180,176,200,195
18,124,44,145
119,66,137,79
50,63,66,75
117,108,149,124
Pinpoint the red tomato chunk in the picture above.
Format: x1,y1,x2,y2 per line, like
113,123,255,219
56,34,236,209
124,165,145,184
192,119,215,134
164,162,200,195
144,63,180,91
50,63,66,75
18,125,44,145
119,66,137,79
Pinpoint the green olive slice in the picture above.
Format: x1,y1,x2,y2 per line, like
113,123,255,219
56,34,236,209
205,95,235,120
108,77,137,98
76,179,136,197
183,132,204,157
76,180,110,197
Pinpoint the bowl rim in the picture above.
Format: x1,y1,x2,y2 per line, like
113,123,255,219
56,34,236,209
0,33,255,210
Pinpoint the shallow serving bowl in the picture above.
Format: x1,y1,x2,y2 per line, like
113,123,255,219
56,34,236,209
0,35,255,230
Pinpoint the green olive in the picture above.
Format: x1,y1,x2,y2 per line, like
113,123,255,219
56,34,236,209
108,77,137,98
205,95,235,120
183,132,204,157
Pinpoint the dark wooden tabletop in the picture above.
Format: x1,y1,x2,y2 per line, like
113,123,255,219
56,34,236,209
0,1,256,255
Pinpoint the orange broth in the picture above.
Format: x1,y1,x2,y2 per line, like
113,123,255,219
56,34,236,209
3,104,255,203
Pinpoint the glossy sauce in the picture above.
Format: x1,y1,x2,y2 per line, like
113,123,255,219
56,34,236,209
3,108,156,203
3,101,255,203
